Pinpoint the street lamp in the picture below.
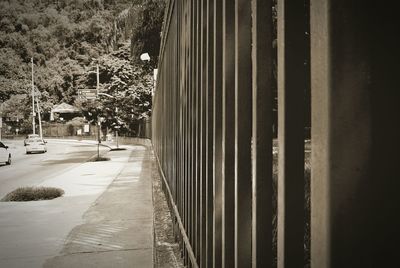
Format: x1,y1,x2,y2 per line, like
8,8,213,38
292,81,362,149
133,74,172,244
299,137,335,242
139,53,156,95
140,53,150,61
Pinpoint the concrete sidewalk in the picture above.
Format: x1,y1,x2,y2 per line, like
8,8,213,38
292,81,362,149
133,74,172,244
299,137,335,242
45,138,115,149
43,146,154,268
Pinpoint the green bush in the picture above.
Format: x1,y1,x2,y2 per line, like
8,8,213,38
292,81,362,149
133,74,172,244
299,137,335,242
1,187,64,202
93,156,110,162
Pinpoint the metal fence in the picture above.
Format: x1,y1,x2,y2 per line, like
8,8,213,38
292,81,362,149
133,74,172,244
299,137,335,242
151,0,400,267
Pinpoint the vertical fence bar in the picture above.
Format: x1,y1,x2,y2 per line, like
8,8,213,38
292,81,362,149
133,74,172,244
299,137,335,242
234,0,253,267
277,0,309,266
185,1,191,263
189,0,194,262
189,0,195,263
222,0,235,266
194,0,198,260
368,2,400,265
311,1,400,267
213,0,223,266
180,0,183,211
174,27,177,203
199,0,204,261
186,0,190,263
186,3,191,263
205,0,214,266
177,0,182,243
251,0,274,266
200,0,208,265
182,1,186,263
196,0,204,262
193,0,199,262
180,0,186,260
184,0,189,257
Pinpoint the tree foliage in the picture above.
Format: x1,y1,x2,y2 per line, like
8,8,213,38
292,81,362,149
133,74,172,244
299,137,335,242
125,0,165,67
74,42,152,135
0,0,165,135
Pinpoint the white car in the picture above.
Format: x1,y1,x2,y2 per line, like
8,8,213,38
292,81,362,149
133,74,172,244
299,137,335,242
0,141,11,165
25,138,47,154
24,134,40,146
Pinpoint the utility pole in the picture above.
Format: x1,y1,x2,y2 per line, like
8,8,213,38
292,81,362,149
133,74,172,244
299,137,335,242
31,57,36,134
115,107,119,149
97,119,100,159
36,98,43,140
96,63,100,140
116,130,119,148
96,64,99,96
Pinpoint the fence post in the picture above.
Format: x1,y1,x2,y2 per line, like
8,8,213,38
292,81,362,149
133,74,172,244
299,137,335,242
213,0,223,267
222,0,235,266
311,1,400,267
205,0,215,267
234,0,253,267
251,0,274,267
277,0,309,266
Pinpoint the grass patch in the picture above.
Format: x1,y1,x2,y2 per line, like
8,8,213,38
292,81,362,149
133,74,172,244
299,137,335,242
91,156,111,162
110,148,127,151
1,187,64,202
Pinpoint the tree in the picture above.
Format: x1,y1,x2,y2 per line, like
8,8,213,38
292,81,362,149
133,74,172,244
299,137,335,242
0,0,160,136
74,42,153,136
1,94,32,134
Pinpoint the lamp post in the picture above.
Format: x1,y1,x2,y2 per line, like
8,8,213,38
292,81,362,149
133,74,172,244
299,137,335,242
115,107,120,149
115,126,119,148
97,116,104,159
96,64,99,96
31,57,36,134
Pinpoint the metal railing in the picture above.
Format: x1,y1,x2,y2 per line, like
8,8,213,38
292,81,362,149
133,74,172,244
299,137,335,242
151,0,400,267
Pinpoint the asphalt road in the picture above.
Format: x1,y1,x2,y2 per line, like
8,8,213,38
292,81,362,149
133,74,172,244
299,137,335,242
0,139,133,268
0,139,109,199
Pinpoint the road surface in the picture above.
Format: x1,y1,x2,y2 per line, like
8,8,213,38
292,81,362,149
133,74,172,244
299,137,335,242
0,139,108,198
0,139,123,268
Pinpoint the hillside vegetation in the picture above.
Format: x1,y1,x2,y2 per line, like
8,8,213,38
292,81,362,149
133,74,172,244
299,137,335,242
0,0,165,135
